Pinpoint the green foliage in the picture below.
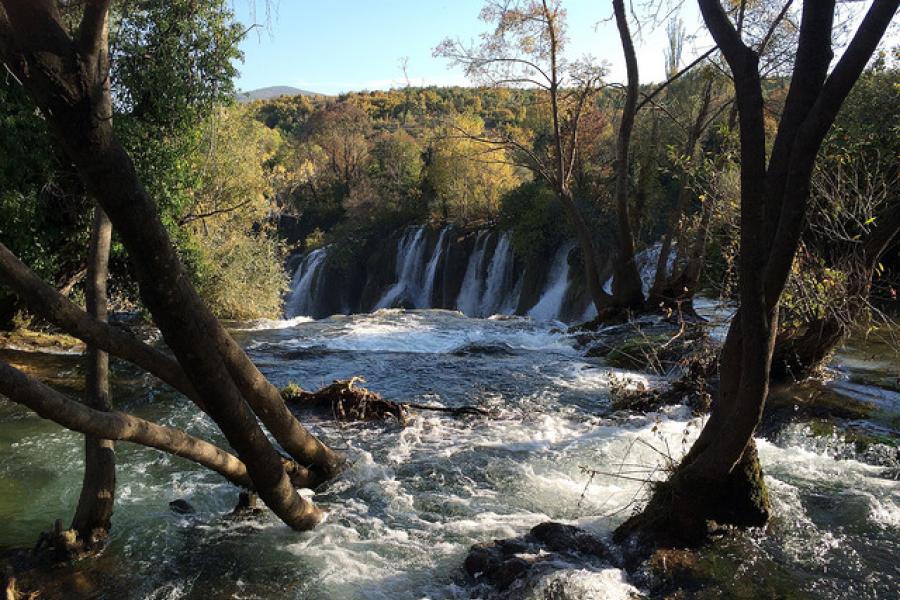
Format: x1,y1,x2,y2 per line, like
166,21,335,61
0,82,91,325
427,114,521,223
822,49,899,176
192,228,288,320
112,0,244,232
304,228,327,251
368,131,425,218
182,105,287,320
499,181,565,267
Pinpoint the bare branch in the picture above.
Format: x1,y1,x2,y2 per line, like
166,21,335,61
0,358,252,488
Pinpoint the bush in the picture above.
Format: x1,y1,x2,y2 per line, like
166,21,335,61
192,228,289,321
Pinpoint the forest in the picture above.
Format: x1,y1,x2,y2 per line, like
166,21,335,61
0,0,898,599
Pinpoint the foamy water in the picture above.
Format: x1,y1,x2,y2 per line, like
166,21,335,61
0,310,897,599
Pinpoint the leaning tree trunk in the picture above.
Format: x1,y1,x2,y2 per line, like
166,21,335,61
558,189,609,314
647,80,714,312
70,206,115,551
646,177,718,317
0,1,333,530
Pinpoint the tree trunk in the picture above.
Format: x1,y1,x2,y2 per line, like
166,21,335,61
0,359,254,489
610,0,646,311
558,190,609,314
647,80,714,312
70,206,115,551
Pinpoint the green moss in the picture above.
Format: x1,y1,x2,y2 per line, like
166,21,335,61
280,382,305,402
845,429,900,453
605,334,671,370
0,329,83,352
807,419,837,438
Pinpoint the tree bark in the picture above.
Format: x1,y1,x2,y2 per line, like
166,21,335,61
70,206,115,550
609,0,646,311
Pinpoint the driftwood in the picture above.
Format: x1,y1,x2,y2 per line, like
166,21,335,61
281,378,488,425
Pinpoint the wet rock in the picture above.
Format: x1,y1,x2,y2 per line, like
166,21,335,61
463,522,620,596
530,522,611,559
168,499,195,515
452,342,517,357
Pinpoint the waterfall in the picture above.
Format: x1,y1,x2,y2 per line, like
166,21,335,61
375,227,428,309
456,231,490,315
285,248,327,318
417,227,449,308
478,233,518,317
528,243,573,322
602,241,669,296
284,227,594,322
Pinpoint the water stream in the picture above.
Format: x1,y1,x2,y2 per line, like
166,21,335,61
0,310,897,599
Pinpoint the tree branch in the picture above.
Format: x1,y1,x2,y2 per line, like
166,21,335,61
636,45,719,113
0,242,200,404
0,358,252,488
77,0,111,59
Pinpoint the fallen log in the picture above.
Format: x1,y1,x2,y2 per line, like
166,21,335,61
281,378,489,424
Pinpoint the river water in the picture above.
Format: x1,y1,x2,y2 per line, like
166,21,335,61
0,309,897,599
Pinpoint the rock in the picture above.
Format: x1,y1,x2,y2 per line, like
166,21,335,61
168,499,195,515
529,522,611,560
463,522,619,595
493,557,532,590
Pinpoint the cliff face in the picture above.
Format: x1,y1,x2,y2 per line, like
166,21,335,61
285,224,602,323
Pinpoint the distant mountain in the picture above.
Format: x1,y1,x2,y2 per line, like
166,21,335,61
237,86,325,102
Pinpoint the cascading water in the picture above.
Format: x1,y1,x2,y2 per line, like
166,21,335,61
285,248,327,318
477,233,519,317
287,226,594,322
601,242,670,297
375,227,428,309
455,230,490,316
528,242,574,322
417,227,449,309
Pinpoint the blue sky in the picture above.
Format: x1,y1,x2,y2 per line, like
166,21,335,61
231,0,710,95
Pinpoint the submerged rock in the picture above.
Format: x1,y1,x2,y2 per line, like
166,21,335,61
168,499,196,515
464,522,623,597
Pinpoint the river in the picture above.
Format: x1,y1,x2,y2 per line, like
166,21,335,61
0,308,897,599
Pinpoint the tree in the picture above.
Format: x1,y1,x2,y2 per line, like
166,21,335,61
0,0,342,532
616,0,899,549
435,0,611,311
184,105,288,320
771,52,900,380
427,114,520,222
646,67,731,312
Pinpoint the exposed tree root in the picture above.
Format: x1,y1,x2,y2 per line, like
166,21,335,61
281,378,488,424
32,519,99,563
614,442,770,559
2,570,38,600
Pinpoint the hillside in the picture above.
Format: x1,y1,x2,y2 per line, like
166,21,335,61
237,85,324,102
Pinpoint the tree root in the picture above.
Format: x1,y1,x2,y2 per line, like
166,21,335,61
32,519,104,563
614,442,770,560
2,569,38,600
281,378,488,425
